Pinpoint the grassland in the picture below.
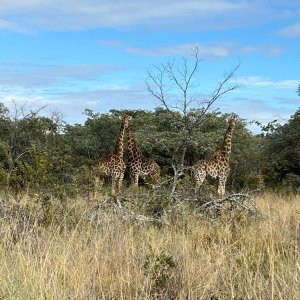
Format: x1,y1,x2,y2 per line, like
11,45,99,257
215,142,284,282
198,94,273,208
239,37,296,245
0,192,299,299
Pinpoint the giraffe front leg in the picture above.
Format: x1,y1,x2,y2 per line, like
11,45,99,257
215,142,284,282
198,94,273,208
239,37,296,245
117,173,124,192
217,176,227,198
111,177,117,195
130,173,139,187
193,170,206,194
195,177,205,194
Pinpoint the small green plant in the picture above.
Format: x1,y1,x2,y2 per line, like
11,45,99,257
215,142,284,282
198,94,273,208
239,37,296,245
143,251,177,286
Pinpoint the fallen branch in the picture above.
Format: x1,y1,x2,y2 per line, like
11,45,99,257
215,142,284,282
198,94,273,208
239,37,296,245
90,197,162,226
197,192,259,219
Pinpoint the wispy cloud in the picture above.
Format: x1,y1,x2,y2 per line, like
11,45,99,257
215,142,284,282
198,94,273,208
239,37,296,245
99,41,283,58
0,62,124,88
234,76,299,89
1,86,154,124
218,95,298,133
0,61,132,122
125,43,231,58
279,22,300,38
0,19,29,32
0,0,296,32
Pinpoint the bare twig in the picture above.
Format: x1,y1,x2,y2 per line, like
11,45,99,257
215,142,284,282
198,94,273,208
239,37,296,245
146,47,240,196
197,192,259,219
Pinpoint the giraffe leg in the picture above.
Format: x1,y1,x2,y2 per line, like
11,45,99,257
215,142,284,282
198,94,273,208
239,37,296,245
194,175,205,194
111,177,117,195
192,166,206,194
94,176,100,199
117,173,124,192
148,172,159,189
130,173,139,187
217,176,227,197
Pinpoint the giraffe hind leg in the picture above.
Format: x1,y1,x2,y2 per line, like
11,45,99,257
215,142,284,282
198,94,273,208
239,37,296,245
193,170,206,194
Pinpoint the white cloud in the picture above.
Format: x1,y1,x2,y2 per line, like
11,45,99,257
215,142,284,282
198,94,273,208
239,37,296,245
99,41,283,59
0,19,28,32
0,62,124,88
0,61,138,124
125,43,231,58
234,76,299,89
279,22,300,38
217,95,298,133
1,82,298,132
0,0,295,32
0,86,154,124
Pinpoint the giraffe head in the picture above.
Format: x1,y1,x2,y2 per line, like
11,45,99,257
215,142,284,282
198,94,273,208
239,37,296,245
119,114,131,129
227,114,238,128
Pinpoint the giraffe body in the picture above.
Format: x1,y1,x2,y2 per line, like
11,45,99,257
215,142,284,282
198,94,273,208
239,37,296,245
192,115,238,197
127,123,160,186
98,115,129,194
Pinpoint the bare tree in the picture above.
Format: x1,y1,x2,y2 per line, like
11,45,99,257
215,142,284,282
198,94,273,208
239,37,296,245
146,46,240,198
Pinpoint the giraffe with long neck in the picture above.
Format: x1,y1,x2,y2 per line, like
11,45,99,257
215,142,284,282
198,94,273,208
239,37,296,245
98,115,129,194
126,121,160,186
192,114,238,197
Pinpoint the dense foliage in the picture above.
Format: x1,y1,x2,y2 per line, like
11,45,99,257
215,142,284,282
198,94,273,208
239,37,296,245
0,102,298,195
262,108,300,191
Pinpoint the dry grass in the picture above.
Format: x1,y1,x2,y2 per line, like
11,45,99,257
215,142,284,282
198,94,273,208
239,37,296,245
0,192,299,299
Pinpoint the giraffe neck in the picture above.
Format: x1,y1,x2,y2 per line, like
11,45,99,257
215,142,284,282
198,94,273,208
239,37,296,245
127,124,140,157
112,119,126,157
220,123,235,159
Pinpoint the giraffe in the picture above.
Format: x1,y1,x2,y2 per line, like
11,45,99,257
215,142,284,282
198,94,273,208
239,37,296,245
192,114,238,197
97,114,130,194
126,121,160,187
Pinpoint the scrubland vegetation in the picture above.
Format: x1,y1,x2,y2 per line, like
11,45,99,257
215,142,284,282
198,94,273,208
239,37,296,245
0,192,299,299
0,103,299,195
0,54,298,298
0,97,298,299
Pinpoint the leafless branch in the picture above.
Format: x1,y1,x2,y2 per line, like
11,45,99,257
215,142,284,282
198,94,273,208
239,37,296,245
197,192,259,219
146,46,240,196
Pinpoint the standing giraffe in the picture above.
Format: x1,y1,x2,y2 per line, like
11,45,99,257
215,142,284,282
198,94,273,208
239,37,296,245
97,115,129,194
126,121,160,186
192,114,238,197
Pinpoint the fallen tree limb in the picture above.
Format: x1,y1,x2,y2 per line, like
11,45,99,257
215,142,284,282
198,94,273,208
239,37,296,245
197,192,259,219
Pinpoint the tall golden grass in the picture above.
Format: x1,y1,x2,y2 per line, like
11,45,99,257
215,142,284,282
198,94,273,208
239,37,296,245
0,192,299,299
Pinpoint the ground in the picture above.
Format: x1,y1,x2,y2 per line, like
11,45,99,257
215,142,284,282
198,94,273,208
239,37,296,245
0,192,299,299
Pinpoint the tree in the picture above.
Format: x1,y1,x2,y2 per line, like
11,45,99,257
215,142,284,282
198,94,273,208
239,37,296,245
263,108,300,191
0,101,261,195
146,46,240,196
0,101,72,193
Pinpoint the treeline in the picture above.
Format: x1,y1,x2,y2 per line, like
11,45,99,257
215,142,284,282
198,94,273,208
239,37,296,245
0,102,299,196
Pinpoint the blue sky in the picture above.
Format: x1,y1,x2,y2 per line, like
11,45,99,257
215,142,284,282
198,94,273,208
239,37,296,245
0,0,299,131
